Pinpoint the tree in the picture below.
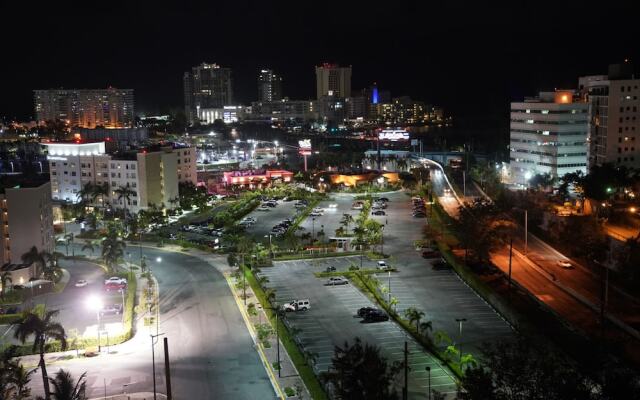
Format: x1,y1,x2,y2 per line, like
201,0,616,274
21,246,46,270
114,185,136,219
49,369,86,400
1,271,12,300
13,309,67,400
11,364,35,400
340,214,355,234
42,252,64,281
403,307,425,333
101,224,126,273
321,338,402,400
81,240,96,256
455,201,515,263
75,183,94,204
92,182,109,212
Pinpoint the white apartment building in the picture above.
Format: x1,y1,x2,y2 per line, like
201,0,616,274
579,64,640,169
45,142,195,212
1,180,54,265
510,91,589,185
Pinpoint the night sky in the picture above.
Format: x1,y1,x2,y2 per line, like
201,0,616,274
2,1,639,124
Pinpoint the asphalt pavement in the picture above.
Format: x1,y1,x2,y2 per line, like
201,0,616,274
23,245,274,400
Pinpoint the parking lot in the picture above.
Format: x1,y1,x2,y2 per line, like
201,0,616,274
242,199,302,241
294,191,513,355
258,256,458,399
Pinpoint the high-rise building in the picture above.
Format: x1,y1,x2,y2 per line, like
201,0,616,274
258,69,283,102
249,100,317,122
579,63,640,169
34,88,134,128
183,63,233,125
44,142,194,210
509,90,589,185
315,63,352,99
0,178,54,265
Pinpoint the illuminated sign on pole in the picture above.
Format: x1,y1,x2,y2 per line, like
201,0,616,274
298,139,312,172
378,129,410,141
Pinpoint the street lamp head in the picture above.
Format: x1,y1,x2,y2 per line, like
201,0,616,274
87,295,102,311
156,257,162,263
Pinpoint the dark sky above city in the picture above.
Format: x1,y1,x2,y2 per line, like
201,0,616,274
2,1,639,125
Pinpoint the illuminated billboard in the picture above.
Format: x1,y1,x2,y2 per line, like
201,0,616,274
298,139,312,155
378,129,409,141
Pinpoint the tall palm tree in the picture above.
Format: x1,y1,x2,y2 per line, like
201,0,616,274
101,227,126,273
21,246,47,273
81,240,96,256
42,252,64,281
49,369,86,400
75,183,94,204
404,307,426,333
91,182,109,216
114,185,136,219
340,214,354,234
13,309,67,400
1,271,12,300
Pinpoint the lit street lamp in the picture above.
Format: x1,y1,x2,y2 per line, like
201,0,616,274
87,295,103,351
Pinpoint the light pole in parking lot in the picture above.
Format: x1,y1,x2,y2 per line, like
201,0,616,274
425,366,431,400
265,234,273,258
266,305,281,377
312,217,316,241
387,270,392,304
455,318,467,361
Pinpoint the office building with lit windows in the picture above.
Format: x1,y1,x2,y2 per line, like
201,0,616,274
34,88,134,128
579,63,640,169
509,90,588,185
258,69,282,102
184,63,233,125
315,63,351,99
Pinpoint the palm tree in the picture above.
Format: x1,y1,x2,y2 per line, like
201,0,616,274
49,369,86,400
81,240,96,256
11,364,35,399
419,320,433,338
340,214,354,234
76,183,94,204
13,309,67,400
84,212,99,231
91,183,109,215
101,228,126,273
114,185,136,219
21,246,47,274
1,271,12,300
42,252,64,281
404,307,426,333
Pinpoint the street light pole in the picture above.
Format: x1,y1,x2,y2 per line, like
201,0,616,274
150,332,165,400
455,318,467,361
426,366,431,400
312,217,316,241
388,270,391,304
524,209,528,256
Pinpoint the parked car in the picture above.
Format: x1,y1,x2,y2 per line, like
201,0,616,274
310,211,323,217
282,299,310,312
372,210,386,216
313,207,324,213
100,304,123,316
325,266,337,272
328,203,338,208
432,258,451,270
362,309,389,323
257,205,270,211
325,277,349,286
421,249,441,259
104,282,127,291
378,197,390,202
74,279,89,287
557,260,574,269
377,260,390,270
357,307,378,318
413,212,426,218
104,277,127,285
352,203,364,210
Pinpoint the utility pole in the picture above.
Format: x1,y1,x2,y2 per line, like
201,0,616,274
164,337,172,400
426,366,431,400
403,341,408,400
524,209,528,256
276,308,281,378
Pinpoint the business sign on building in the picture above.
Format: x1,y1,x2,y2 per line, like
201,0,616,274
379,129,410,141
298,139,312,155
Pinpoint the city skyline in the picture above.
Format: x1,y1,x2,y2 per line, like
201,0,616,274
2,2,638,122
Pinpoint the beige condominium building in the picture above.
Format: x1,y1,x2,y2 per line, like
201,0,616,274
0,179,54,265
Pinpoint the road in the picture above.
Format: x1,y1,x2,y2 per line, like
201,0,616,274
24,245,274,400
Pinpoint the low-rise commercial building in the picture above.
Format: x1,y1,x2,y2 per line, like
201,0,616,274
222,169,293,189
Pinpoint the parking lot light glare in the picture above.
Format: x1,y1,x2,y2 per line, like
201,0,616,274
87,295,102,311
156,257,162,263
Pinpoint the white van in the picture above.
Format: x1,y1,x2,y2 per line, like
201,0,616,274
282,299,310,312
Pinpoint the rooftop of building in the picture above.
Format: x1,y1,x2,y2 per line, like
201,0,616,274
0,174,49,194
224,169,292,177
1,263,33,272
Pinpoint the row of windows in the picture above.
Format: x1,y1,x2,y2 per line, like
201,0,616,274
511,129,587,136
509,157,587,168
511,118,586,125
516,109,586,115
511,138,586,147
618,147,636,153
620,85,639,92
619,106,638,113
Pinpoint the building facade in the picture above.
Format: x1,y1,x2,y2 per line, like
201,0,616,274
0,180,54,265
258,69,283,102
184,63,233,125
44,142,193,211
579,64,640,169
510,91,589,185
315,64,351,99
34,88,134,128
248,100,317,122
